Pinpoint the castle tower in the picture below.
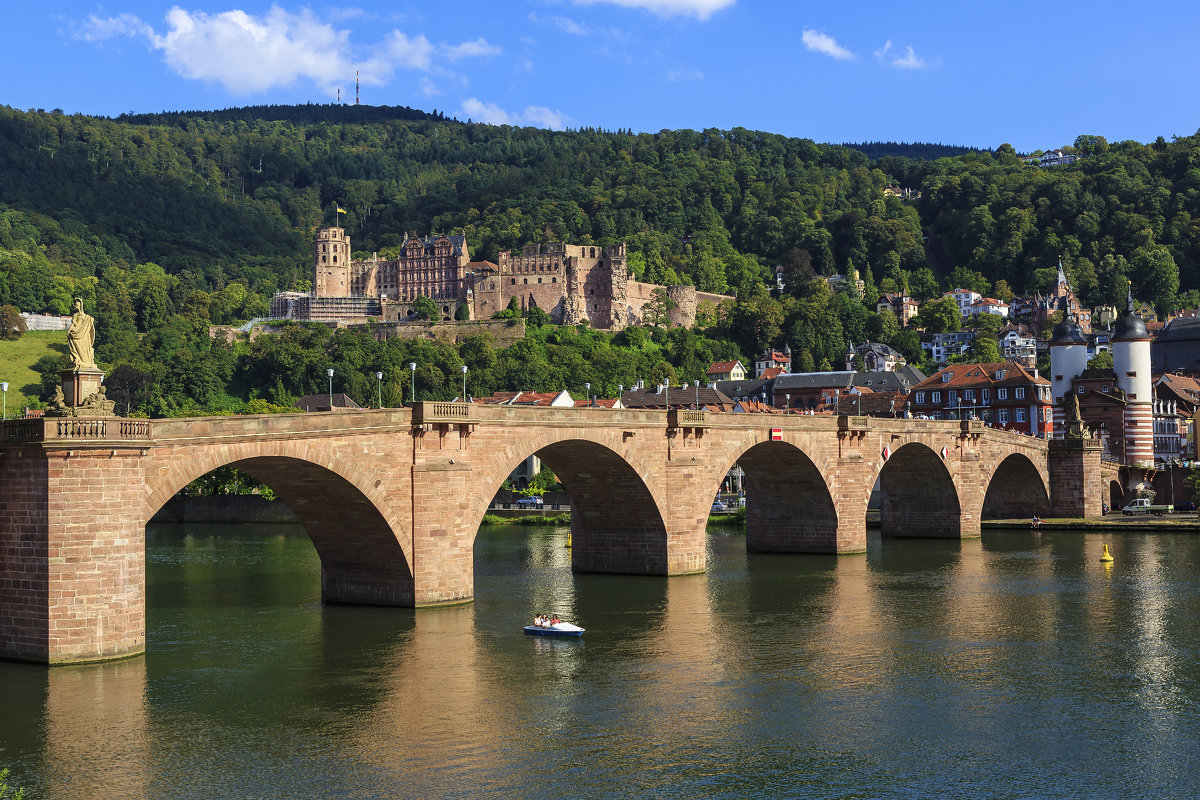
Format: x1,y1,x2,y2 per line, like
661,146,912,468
314,227,351,297
1048,304,1088,438
1112,286,1154,466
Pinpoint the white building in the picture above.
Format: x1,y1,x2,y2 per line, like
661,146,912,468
944,289,983,319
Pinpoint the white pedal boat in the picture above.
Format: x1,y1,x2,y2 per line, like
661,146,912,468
523,621,584,637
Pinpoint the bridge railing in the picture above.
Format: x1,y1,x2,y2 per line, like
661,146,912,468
412,401,473,425
0,417,152,443
668,409,707,428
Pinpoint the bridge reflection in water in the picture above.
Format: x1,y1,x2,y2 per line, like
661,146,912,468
0,404,1102,664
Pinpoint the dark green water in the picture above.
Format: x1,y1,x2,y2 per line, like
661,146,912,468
3,524,1200,799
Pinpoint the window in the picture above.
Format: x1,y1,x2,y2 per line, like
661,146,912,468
915,392,925,404
942,372,952,382
998,409,1009,424
1078,386,1085,394
998,388,1007,400
982,389,990,403
1102,384,1109,393
1015,408,1027,423
948,390,958,405
1015,387,1026,399
1045,408,1052,421
964,389,975,402
932,391,941,404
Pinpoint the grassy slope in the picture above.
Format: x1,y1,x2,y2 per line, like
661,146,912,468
0,330,66,412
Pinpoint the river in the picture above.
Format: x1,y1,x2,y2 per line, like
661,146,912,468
2,523,1200,799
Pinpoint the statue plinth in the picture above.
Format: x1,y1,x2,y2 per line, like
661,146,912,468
61,367,104,408
50,367,115,417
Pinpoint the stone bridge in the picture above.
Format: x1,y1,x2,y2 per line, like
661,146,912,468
0,404,1102,664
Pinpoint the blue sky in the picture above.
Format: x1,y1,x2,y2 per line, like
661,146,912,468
8,1,1199,152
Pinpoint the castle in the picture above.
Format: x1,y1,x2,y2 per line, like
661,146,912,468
270,228,731,331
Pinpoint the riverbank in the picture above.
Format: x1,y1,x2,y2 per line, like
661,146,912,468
481,512,571,526
984,516,1200,532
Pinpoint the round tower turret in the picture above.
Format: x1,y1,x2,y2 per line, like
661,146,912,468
1112,285,1154,466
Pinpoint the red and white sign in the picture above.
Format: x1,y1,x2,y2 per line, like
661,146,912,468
770,428,783,441
881,446,891,461
940,446,949,459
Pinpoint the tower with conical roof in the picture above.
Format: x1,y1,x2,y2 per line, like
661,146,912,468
1112,284,1154,466
1048,295,1089,438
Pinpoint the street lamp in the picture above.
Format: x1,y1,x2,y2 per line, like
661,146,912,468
1,381,7,420
409,362,416,404
376,371,383,408
461,364,468,401
694,379,700,409
585,382,591,406
326,368,334,410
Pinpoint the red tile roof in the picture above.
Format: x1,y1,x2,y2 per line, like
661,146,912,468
707,360,741,374
910,361,1049,392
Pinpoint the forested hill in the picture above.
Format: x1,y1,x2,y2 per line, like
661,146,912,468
116,103,448,128
2,103,1199,329
840,141,983,161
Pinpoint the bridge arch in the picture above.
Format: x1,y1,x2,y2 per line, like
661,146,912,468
146,445,413,606
474,435,671,575
981,453,1051,520
710,440,839,553
873,442,962,538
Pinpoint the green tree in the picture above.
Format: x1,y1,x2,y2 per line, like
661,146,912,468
916,296,962,333
412,295,438,321
0,305,25,340
1087,351,1114,371
454,303,471,321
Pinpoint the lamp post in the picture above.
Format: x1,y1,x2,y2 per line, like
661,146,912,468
326,368,334,411
1,381,7,420
409,362,416,404
694,380,700,409
376,371,383,408
585,382,591,406
461,365,468,401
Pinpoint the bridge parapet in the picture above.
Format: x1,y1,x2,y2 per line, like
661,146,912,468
413,401,474,425
1,417,151,444
668,409,707,429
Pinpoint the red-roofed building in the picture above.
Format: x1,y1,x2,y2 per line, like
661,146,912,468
906,361,1053,436
755,349,791,378
707,360,747,382
471,390,575,407
759,367,785,380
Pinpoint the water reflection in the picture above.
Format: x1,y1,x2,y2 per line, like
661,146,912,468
43,659,149,799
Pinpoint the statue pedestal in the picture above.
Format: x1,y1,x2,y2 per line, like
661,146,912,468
61,367,104,407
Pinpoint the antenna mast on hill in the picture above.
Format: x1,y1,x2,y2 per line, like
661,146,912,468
356,71,360,105
337,87,341,104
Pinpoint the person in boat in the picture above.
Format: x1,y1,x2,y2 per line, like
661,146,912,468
534,614,545,627
550,615,561,626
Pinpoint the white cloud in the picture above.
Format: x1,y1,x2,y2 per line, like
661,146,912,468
801,29,854,61
875,39,928,69
442,38,503,61
459,98,569,130
570,0,734,21
890,45,926,69
419,76,441,97
74,6,500,96
667,67,703,81
74,12,156,41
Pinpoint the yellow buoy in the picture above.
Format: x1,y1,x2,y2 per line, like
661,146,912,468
565,533,572,548
1100,544,1114,563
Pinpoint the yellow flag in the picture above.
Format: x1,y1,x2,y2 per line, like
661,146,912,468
336,206,347,214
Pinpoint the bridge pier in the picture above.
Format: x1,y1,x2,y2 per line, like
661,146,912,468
1049,438,1104,517
0,429,149,664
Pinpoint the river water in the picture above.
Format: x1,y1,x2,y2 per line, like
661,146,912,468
3,523,1200,799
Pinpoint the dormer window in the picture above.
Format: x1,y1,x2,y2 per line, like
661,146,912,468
942,373,952,383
